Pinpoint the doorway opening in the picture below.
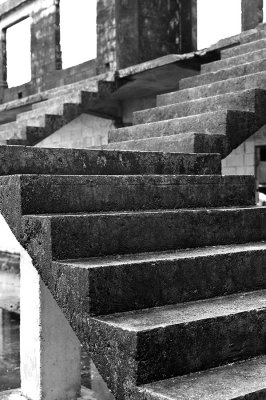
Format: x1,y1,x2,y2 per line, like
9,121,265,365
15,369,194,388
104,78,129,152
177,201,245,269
197,0,241,49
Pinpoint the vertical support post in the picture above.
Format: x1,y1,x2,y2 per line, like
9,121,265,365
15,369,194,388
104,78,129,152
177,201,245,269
20,249,81,400
0,29,7,103
242,0,263,31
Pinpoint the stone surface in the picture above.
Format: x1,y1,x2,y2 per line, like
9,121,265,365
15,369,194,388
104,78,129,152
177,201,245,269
109,110,259,156
180,58,266,90
221,38,266,59
52,242,266,317
88,290,266,398
103,132,228,156
134,89,266,125
202,47,266,74
0,146,221,177
157,71,266,106
135,356,266,400
242,0,263,31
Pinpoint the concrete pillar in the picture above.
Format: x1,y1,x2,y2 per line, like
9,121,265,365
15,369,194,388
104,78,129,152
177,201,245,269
0,30,7,103
242,0,263,31
20,248,81,400
97,0,197,72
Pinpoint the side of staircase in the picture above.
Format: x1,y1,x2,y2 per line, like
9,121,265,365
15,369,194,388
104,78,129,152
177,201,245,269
1,26,266,400
103,34,266,159
0,77,120,146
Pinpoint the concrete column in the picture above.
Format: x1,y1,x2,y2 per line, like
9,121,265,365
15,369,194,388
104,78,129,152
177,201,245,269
0,30,7,103
242,0,263,31
20,248,81,400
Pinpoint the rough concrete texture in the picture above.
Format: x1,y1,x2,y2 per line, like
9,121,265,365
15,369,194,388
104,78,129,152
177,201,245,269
221,38,266,59
136,356,266,400
104,132,229,157
0,146,221,175
202,47,266,74
157,71,266,106
88,290,266,398
180,58,266,90
0,146,221,177
134,89,266,126
242,0,263,31
51,242,266,317
9,174,254,215
20,207,266,281
109,110,259,156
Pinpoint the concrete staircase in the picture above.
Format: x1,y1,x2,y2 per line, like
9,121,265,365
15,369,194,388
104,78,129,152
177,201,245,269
104,32,266,157
1,28,266,400
0,143,266,399
0,77,119,146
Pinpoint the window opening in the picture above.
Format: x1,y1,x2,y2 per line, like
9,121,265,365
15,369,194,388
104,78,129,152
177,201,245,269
60,0,97,69
197,0,241,49
6,18,31,87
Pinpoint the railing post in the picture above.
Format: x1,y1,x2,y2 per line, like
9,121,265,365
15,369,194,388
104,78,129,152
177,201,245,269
20,248,81,400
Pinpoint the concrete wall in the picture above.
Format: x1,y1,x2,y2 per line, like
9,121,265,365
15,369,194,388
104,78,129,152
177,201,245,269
222,125,266,177
35,113,115,149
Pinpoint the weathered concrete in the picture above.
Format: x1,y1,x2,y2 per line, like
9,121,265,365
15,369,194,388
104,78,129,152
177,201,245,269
136,356,266,400
52,242,266,317
0,174,255,216
202,47,266,74
20,207,266,281
242,0,263,31
109,110,259,156
157,71,266,106
89,290,266,398
20,247,81,400
0,146,221,177
180,58,266,90
221,37,266,59
103,132,228,156
134,89,266,125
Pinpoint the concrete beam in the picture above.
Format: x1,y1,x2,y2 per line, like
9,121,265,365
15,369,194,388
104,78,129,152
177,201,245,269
20,248,81,400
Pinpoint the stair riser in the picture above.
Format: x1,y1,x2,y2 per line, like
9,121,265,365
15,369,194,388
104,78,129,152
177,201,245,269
104,133,228,156
157,72,266,106
21,208,266,262
89,309,266,398
221,39,266,59
202,48,266,73
1,146,218,176
109,112,258,153
134,90,264,125
15,175,254,214
180,58,266,90
53,248,266,317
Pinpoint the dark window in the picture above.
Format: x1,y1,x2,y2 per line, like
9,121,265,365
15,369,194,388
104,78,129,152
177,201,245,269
260,147,266,161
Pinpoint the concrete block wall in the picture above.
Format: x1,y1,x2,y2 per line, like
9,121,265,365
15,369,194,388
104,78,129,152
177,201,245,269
222,139,255,176
35,114,115,149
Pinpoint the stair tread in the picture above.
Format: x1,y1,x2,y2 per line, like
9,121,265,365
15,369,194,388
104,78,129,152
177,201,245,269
56,241,266,268
23,205,265,218
95,289,266,331
138,356,266,400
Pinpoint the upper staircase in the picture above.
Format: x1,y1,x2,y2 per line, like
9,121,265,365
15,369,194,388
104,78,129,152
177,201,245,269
1,25,266,400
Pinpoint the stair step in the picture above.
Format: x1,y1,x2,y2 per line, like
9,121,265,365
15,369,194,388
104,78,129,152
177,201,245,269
134,89,266,125
221,38,266,59
4,174,254,215
21,206,266,261
52,242,266,316
103,132,228,156
0,146,219,176
109,110,258,153
89,290,266,397
157,71,266,106
202,48,266,73
136,356,266,400
180,58,266,90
